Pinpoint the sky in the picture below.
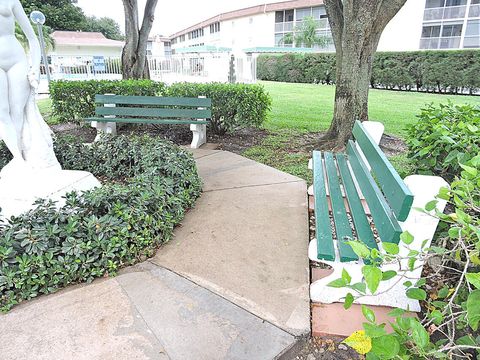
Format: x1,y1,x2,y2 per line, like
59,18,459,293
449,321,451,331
76,0,268,37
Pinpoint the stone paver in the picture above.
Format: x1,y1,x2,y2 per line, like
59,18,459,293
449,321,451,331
0,149,310,359
153,150,310,337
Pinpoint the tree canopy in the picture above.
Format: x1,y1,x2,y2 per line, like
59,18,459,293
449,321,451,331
20,0,123,40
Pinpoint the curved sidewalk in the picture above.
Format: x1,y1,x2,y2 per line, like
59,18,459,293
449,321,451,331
0,150,310,360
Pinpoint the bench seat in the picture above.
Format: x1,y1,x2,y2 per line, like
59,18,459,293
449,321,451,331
309,121,448,311
85,95,212,148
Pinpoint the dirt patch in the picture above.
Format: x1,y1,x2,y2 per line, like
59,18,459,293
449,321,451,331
51,123,269,153
379,134,408,157
291,337,361,360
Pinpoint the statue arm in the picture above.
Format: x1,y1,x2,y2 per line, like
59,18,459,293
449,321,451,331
13,0,41,75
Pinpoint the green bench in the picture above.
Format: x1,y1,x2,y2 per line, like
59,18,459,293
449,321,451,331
308,120,448,311
86,94,212,148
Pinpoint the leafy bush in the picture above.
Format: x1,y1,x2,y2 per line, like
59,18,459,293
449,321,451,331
49,79,167,122
0,135,202,311
330,157,480,359
406,103,480,180
166,82,272,135
49,81,272,135
257,50,480,94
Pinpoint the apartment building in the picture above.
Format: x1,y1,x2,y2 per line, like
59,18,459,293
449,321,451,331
169,0,480,53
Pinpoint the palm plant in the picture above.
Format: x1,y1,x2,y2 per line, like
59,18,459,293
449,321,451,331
15,23,55,51
281,16,331,48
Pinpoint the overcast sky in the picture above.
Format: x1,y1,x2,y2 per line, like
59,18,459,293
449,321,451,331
76,0,268,36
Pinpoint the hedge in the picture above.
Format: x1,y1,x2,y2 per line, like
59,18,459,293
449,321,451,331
256,50,480,94
49,80,272,135
0,135,202,311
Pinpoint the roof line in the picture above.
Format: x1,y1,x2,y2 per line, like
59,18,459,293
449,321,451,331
169,0,324,39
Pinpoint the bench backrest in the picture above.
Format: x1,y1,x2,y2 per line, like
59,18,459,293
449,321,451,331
94,95,212,120
347,121,413,244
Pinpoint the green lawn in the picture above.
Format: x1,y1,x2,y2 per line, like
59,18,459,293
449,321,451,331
260,81,480,137
37,98,58,125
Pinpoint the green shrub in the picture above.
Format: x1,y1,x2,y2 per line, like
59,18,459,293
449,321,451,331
167,82,272,135
49,79,167,122
257,50,480,94
406,103,480,180
0,135,202,311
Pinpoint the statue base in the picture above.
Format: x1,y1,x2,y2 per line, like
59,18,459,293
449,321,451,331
0,169,101,220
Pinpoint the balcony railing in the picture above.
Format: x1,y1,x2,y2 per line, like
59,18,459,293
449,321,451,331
464,36,480,48
275,21,294,33
420,36,461,49
469,4,480,17
423,5,467,21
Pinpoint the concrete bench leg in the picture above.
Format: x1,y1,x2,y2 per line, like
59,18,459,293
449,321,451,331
190,123,206,149
91,121,117,142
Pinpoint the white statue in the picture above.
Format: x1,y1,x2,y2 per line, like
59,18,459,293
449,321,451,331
0,0,60,177
0,0,100,220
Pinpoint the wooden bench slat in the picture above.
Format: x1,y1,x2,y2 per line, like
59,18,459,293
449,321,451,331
353,121,413,221
324,152,358,262
95,95,212,108
312,151,335,261
85,117,209,125
95,107,212,119
336,154,378,253
347,140,403,244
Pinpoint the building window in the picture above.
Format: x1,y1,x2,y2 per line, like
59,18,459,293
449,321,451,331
209,22,220,33
296,7,312,21
426,0,444,8
441,23,463,36
422,25,441,37
445,0,466,6
464,19,480,48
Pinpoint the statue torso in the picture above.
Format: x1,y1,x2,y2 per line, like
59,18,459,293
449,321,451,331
0,0,27,70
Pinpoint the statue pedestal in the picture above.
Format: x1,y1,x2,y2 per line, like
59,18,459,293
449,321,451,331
0,169,101,220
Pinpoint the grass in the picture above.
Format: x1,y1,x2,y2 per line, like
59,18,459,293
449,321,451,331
37,98,59,125
260,81,480,137
243,81,480,182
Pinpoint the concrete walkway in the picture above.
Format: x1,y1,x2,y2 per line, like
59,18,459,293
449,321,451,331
0,150,310,360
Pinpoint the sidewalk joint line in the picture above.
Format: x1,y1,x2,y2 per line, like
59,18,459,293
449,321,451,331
145,260,301,338
203,179,305,193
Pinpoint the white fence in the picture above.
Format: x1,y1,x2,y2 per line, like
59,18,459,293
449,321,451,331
45,54,257,85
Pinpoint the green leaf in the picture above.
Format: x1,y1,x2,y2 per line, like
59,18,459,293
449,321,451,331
344,293,354,309
437,286,449,299
382,242,399,255
467,290,480,330
382,270,397,281
362,265,382,294
328,278,347,288
406,288,427,301
362,305,376,323
429,310,443,325
351,282,367,294
370,335,400,359
387,308,405,317
410,318,429,349
460,164,478,177
466,273,480,290
400,231,414,245
347,241,370,259
363,322,386,338
425,200,438,211
342,269,352,285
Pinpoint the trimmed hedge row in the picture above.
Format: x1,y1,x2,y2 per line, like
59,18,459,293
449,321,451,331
0,135,202,311
49,80,272,135
257,50,480,94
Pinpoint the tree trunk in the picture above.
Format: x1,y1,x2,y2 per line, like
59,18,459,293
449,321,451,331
321,0,407,150
121,0,158,79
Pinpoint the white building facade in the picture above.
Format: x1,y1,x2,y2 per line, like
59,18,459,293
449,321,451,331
170,0,480,53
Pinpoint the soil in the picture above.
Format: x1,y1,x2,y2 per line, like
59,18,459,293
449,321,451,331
51,123,407,158
290,336,361,360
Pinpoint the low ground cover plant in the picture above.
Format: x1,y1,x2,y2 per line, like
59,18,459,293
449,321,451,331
0,135,202,311
49,80,272,135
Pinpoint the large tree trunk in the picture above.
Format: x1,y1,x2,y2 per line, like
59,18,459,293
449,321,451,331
121,0,158,79
321,0,407,150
